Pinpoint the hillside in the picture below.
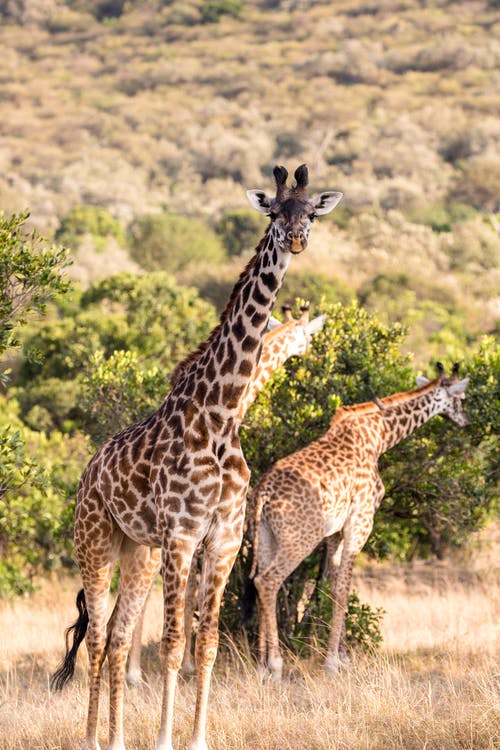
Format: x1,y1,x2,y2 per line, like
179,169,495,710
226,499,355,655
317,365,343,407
1,0,499,362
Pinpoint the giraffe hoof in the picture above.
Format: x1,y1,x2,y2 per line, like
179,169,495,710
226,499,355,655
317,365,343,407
180,660,196,677
339,650,351,666
323,655,341,674
125,668,143,687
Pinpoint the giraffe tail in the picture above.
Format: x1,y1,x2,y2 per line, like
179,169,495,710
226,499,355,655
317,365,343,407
50,588,88,691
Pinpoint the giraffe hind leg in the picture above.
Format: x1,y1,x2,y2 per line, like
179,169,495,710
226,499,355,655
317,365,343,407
74,506,123,750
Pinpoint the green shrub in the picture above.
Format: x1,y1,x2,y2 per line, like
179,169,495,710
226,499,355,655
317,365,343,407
448,159,500,213
215,209,266,256
292,584,385,656
0,396,90,597
406,205,454,233
0,211,70,361
345,591,385,653
128,212,226,272
56,205,125,252
277,271,355,309
200,0,244,23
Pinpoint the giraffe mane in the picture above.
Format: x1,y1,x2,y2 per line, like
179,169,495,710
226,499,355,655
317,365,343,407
330,378,441,426
169,239,266,387
262,318,296,343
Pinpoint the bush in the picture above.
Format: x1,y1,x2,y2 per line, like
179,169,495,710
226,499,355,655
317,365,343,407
128,212,226,272
200,0,244,23
15,271,217,434
277,271,355,309
215,209,266,256
292,585,385,656
55,205,125,252
447,159,500,213
0,211,70,361
0,396,90,597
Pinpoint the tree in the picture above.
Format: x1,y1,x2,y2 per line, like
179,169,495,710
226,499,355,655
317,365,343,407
0,212,83,597
0,211,70,369
0,394,90,597
15,271,217,436
128,213,226,273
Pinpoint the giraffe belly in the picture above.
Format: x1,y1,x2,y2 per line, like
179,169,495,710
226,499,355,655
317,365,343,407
107,492,162,547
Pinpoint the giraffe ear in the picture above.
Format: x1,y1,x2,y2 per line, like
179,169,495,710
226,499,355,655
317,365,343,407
267,316,282,331
416,376,430,388
305,313,327,336
246,189,273,214
311,191,343,215
448,378,469,395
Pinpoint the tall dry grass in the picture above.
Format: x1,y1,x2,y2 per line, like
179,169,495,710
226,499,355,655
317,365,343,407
0,543,498,750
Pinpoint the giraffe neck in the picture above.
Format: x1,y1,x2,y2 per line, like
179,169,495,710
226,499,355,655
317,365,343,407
377,381,443,453
174,227,291,419
237,323,296,420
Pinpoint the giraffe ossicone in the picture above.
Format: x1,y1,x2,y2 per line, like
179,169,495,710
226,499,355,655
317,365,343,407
248,364,469,681
50,164,341,750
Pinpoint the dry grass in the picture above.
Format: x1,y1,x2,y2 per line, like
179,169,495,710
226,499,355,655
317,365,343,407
1,537,498,750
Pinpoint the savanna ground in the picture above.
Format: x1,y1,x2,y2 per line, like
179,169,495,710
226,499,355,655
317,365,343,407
1,527,498,750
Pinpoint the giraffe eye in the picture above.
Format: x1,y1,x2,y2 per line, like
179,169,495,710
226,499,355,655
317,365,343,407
308,213,315,222
268,211,278,221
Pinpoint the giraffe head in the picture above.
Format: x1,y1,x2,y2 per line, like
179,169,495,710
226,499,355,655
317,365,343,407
246,164,343,254
267,303,326,358
416,362,469,426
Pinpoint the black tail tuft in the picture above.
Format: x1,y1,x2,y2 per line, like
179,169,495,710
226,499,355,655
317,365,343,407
240,577,257,625
50,588,89,691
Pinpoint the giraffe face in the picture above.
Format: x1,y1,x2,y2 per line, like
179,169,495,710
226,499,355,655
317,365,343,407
246,164,342,255
286,323,310,356
438,379,469,426
269,197,316,254
417,374,470,426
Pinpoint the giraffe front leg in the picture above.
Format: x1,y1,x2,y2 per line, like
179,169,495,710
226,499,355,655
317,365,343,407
126,547,161,687
181,555,199,677
156,534,199,750
75,511,122,750
188,521,244,750
106,540,161,750
126,602,147,688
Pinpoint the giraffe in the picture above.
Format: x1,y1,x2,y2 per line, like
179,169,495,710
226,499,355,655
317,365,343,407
50,164,342,750
248,364,469,680
125,304,328,684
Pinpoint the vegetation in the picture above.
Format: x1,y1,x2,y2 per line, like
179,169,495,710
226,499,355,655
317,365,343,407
0,0,497,365
0,212,88,595
1,556,498,749
0,0,498,673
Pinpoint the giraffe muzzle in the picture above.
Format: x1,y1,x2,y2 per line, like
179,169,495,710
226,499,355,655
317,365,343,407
286,231,307,254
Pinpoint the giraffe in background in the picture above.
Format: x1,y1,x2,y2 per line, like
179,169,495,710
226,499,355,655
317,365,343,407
51,164,342,750
249,364,468,680
125,303,327,684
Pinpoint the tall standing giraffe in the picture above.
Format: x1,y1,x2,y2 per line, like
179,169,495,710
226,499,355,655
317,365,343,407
51,164,342,750
248,364,468,680
125,304,327,684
